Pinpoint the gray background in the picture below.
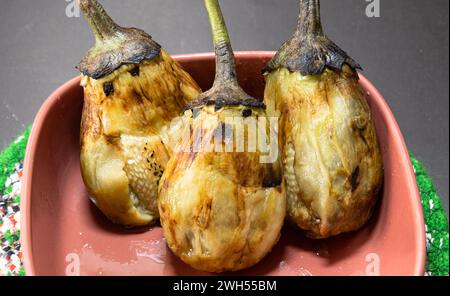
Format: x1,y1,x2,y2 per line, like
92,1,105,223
0,0,448,213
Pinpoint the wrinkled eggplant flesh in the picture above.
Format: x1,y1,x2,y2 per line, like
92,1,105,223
158,105,286,272
77,0,202,226
80,50,201,226
263,0,383,238
265,65,383,238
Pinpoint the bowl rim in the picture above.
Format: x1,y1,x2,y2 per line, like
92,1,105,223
20,51,426,276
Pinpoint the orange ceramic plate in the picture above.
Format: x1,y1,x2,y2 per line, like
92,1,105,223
21,52,426,276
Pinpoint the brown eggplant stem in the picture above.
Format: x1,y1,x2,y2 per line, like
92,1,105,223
77,0,161,79
263,0,361,75
204,0,238,85
79,0,120,44
296,0,324,37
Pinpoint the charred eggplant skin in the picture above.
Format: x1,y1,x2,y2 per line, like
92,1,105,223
263,0,360,76
158,0,286,272
265,66,383,238
78,0,201,227
77,0,161,79
185,42,266,112
263,0,383,238
159,106,285,273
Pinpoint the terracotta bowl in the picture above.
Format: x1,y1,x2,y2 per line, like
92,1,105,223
21,52,425,276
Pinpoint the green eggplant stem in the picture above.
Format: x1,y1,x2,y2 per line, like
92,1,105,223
79,0,119,43
184,0,265,111
204,0,238,84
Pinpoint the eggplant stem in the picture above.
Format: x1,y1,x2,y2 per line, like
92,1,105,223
185,0,264,111
296,0,324,37
79,0,120,43
263,0,361,75
204,0,238,85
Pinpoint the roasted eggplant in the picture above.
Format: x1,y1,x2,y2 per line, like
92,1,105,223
78,0,201,227
263,0,383,238
158,0,286,272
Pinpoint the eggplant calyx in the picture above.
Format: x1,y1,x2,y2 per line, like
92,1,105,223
184,83,266,112
76,0,161,80
263,0,361,76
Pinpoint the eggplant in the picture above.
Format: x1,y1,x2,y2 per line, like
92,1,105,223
263,0,383,238
77,0,201,227
158,0,286,272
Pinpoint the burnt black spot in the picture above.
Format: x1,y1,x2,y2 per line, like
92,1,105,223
184,95,266,111
242,98,266,110
351,166,360,191
129,66,140,77
103,82,114,96
262,176,282,188
214,98,226,112
242,108,252,118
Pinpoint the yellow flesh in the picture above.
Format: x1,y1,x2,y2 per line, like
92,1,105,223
264,66,383,238
158,106,286,272
80,50,201,226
